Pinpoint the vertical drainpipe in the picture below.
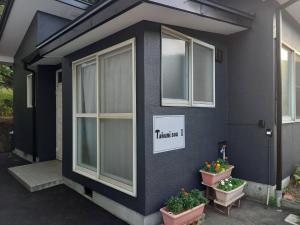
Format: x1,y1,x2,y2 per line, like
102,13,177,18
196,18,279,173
24,63,37,162
275,8,282,206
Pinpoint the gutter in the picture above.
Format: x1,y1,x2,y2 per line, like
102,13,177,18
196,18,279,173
275,7,282,206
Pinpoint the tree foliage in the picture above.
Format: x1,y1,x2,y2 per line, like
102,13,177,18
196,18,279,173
0,64,13,89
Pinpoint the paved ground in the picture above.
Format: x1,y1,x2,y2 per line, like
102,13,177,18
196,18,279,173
0,152,127,225
204,199,295,225
0,152,297,225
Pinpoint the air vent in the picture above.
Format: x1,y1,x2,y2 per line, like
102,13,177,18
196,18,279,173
84,186,93,198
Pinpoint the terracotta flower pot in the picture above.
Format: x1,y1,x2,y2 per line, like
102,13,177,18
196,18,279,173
160,204,205,225
213,182,246,204
200,166,234,186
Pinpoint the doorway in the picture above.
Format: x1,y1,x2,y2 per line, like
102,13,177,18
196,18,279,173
56,69,63,161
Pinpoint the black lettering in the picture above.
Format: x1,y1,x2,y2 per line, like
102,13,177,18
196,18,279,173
155,130,160,139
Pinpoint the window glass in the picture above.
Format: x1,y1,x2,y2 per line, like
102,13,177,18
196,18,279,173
77,118,97,171
162,33,189,101
99,45,132,113
100,119,133,187
74,40,136,195
193,42,214,103
76,60,96,113
296,54,300,119
281,47,293,120
27,75,33,108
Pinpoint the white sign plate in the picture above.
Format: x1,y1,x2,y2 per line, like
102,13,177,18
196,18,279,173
153,115,185,154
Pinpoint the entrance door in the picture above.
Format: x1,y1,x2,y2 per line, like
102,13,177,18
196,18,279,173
56,70,63,161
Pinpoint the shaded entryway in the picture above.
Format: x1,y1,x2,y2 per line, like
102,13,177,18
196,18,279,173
0,152,128,225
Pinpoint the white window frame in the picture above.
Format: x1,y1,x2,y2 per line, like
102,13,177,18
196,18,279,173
26,74,33,108
72,38,137,197
295,52,300,122
161,26,216,108
281,43,300,124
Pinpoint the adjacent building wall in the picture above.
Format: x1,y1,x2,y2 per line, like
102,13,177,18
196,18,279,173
282,11,300,179
143,22,229,215
226,0,277,185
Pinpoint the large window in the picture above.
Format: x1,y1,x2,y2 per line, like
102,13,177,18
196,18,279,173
73,39,136,196
161,27,215,107
281,45,300,123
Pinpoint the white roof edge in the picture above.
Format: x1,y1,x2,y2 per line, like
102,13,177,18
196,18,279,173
0,55,14,64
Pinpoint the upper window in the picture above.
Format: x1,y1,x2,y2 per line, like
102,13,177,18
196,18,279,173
161,27,215,107
73,39,136,196
26,74,33,108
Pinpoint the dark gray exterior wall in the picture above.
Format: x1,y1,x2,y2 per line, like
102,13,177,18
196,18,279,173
14,14,38,156
143,23,229,214
62,22,146,215
35,65,58,161
282,12,300,179
14,12,72,159
225,0,277,185
62,20,229,216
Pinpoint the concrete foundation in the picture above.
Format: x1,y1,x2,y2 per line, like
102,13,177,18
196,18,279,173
244,177,290,203
12,149,39,163
63,177,162,225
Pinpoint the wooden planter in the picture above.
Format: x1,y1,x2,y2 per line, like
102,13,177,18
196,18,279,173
200,166,234,186
213,182,246,204
160,204,205,225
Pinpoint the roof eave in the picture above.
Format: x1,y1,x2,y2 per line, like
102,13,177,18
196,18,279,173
35,0,254,62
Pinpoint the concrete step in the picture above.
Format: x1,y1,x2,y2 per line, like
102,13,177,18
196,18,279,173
8,160,63,192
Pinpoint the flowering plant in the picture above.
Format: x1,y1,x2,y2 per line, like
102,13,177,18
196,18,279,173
165,188,208,215
202,158,230,174
217,178,245,192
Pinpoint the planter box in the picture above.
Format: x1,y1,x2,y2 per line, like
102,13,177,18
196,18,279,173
200,166,234,186
160,204,205,225
213,182,246,204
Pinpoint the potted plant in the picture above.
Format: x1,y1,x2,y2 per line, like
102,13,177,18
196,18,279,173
200,159,234,186
160,189,208,225
213,178,246,204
